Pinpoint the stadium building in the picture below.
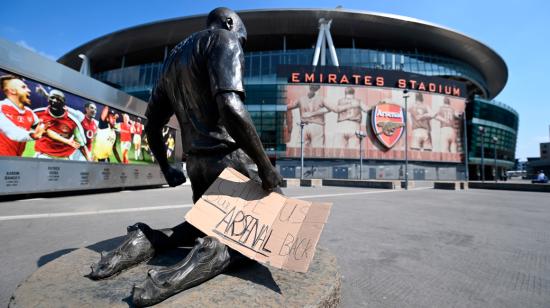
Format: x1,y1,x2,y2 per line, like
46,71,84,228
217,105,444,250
57,8,518,181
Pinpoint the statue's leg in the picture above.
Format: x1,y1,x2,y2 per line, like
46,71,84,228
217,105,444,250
89,150,251,280
132,236,246,306
131,150,253,305
186,149,253,203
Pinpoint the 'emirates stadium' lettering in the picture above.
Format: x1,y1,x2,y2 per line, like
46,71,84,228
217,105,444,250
290,72,461,97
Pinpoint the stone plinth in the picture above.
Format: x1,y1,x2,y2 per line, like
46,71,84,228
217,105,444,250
9,241,340,308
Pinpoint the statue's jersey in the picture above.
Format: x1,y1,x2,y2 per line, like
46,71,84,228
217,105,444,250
148,29,245,155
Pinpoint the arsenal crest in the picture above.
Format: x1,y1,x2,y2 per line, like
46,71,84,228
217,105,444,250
371,103,405,149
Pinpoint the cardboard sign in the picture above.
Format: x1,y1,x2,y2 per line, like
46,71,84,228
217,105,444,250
185,168,332,273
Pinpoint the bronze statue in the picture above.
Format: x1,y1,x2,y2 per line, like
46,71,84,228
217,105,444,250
88,7,283,306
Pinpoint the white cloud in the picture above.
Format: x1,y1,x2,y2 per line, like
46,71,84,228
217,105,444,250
16,40,56,60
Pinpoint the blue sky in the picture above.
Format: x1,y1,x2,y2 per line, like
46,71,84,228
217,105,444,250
1,0,549,160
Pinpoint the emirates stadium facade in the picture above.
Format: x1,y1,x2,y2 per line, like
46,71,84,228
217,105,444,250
58,8,518,181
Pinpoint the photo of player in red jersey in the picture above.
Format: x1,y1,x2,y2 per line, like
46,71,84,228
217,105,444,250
117,113,133,164
80,102,98,158
37,85,98,161
33,89,91,160
0,75,46,156
132,118,144,160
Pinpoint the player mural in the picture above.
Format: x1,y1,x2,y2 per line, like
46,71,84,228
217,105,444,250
285,84,466,162
0,68,177,164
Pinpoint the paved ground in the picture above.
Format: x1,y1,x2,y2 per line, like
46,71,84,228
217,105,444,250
1,185,549,307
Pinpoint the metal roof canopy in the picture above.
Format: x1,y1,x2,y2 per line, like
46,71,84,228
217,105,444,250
58,8,507,99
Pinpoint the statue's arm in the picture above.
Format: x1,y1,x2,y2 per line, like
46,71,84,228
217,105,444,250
145,81,186,187
207,30,282,190
216,92,282,190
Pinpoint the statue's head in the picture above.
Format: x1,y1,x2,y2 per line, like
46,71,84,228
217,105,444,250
207,7,247,46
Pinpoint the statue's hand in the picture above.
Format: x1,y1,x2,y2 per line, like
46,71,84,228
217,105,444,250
259,166,283,191
162,166,186,187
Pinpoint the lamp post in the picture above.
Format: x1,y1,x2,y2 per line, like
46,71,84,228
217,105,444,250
355,130,367,179
403,89,409,190
299,121,308,180
479,126,485,182
492,136,498,182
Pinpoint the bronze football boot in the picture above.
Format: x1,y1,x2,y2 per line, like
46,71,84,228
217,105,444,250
132,236,232,307
89,222,156,280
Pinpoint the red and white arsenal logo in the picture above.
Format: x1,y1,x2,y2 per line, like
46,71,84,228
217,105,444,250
371,103,405,149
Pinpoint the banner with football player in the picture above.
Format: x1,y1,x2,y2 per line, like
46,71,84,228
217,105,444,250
284,84,466,163
0,68,177,164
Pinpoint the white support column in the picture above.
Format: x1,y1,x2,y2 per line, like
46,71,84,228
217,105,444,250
312,18,339,67
78,54,90,76
312,22,325,66
320,31,327,66
324,20,339,67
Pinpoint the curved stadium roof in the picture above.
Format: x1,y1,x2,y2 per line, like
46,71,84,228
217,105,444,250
58,8,507,99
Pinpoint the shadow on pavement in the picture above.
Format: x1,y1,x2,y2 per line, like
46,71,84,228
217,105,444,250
36,236,126,267
37,248,78,267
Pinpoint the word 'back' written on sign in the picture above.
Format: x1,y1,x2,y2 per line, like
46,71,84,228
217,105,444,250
185,168,331,273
